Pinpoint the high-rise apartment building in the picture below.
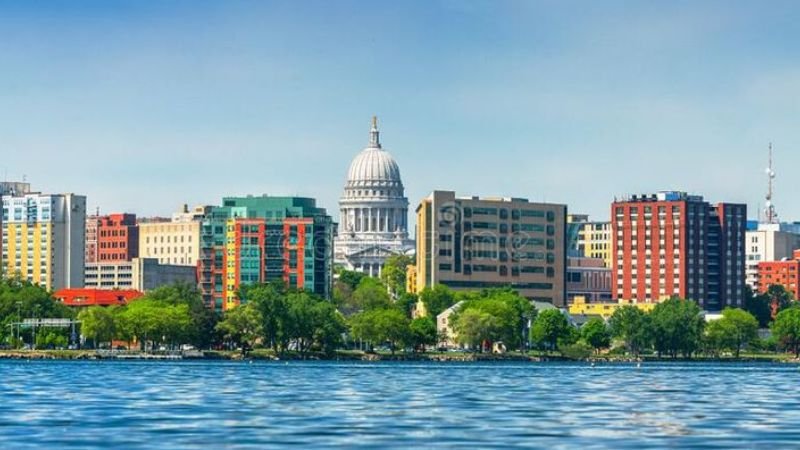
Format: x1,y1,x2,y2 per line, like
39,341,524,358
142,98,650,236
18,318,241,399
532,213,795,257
138,205,211,266
1,191,86,290
415,190,567,306
85,213,138,263
198,196,334,311
612,191,746,310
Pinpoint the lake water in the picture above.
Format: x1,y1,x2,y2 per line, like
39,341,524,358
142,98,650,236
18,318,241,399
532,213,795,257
0,360,798,448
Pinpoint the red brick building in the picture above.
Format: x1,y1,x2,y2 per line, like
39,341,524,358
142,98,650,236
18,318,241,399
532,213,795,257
612,191,746,310
86,213,139,263
757,250,800,299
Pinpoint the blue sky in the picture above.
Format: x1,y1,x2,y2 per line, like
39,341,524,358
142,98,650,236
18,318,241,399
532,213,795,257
1,1,799,223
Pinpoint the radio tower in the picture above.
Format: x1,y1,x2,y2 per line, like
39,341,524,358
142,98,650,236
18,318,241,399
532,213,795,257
764,143,778,224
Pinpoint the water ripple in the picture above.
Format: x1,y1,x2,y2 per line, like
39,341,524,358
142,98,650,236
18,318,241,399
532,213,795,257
0,361,799,448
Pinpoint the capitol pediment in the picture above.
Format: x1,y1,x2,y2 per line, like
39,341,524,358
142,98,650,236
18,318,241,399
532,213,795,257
348,245,400,259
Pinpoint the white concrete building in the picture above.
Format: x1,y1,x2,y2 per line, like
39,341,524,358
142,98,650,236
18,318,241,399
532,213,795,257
334,117,414,276
84,257,196,291
745,223,800,288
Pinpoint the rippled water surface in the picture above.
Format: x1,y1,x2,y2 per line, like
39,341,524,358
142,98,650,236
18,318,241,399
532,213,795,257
1,360,799,448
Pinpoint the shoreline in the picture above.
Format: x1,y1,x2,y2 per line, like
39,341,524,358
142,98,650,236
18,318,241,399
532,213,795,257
0,349,797,364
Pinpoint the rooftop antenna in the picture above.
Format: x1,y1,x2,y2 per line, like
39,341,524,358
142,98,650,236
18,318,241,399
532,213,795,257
764,143,778,224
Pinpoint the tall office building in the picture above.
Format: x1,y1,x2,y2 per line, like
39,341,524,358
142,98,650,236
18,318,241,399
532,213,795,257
1,191,86,290
198,196,334,311
138,205,211,266
612,191,746,310
85,213,138,263
415,190,566,306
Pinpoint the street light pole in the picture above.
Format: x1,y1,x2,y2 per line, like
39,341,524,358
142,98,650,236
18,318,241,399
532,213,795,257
16,301,22,349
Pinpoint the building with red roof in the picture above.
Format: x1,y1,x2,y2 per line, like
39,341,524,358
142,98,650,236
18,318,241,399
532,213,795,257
55,288,143,307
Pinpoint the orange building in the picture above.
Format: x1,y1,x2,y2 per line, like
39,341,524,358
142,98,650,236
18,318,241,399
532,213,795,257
55,288,144,307
757,250,800,299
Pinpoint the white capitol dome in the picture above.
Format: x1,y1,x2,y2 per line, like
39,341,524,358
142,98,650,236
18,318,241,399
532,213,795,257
345,118,403,189
335,117,414,276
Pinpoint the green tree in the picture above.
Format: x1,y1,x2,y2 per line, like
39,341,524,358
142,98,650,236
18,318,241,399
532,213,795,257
608,306,652,356
380,254,414,298
409,317,437,352
771,306,800,357
332,270,366,316
705,308,758,358
581,317,611,353
530,309,571,352
284,291,328,355
419,284,457,318
161,304,193,349
116,300,160,351
349,308,410,354
0,277,74,347
561,342,593,360
337,270,367,291
650,297,705,359
311,301,347,355
349,277,393,314
743,286,772,328
78,306,117,348
215,302,263,355
764,284,794,317
245,283,288,351
143,282,220,349
396,292,418,319
453,308,499,352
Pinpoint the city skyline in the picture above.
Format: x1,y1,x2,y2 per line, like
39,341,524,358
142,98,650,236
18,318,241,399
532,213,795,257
1,1,799,223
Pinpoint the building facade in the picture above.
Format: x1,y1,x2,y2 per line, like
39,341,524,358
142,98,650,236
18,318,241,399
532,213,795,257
86,213,138,263
1,191,86,290
198,196,334,311
568,296,656,320
568,215,612,267
138,205,210,266
84,257,196,291
612,191,746,310
756,249,800,299
745,223,800,289
566,256,612,304
334,117,414,276
415,190,567,306
55,288,143,307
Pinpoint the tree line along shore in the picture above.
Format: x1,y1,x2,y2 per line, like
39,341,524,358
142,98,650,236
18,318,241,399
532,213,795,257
1,255,800,362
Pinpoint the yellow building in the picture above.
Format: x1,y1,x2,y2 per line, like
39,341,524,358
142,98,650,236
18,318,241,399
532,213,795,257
578,221,612,268
1,190,86,290
406,264,417,294
138,205,210,267
568,296,656,319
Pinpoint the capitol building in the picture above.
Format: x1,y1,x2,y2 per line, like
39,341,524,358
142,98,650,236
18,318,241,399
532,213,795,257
334,117,414,276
